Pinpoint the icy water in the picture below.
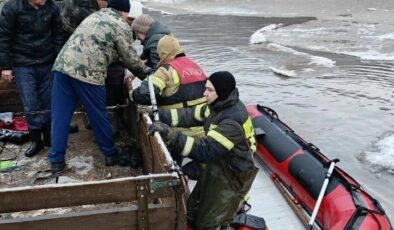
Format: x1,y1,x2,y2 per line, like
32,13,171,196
143,2,394,218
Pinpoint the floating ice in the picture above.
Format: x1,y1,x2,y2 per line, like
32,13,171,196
250,24,283,44
364,133,394,172
269,66,296,78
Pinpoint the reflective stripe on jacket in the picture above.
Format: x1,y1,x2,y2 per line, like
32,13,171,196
132,55,207,109
159,88,258,227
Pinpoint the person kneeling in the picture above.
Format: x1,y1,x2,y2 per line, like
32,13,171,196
148,71,258,229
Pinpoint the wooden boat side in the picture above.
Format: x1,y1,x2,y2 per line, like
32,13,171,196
0,102,187,230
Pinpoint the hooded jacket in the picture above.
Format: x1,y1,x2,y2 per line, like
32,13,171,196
0,0,64,70
159,89,258,228
140,21,171,72
131,35,206,109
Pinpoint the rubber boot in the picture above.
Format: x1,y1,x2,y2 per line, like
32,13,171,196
25,129,44,157
111,116,120,139
105,151,119,166
69,122,79,133
51,161,66,173
42,125,51,147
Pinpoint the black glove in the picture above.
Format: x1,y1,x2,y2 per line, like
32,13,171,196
143,66,154,76
147,121,173,142
137,105,153,115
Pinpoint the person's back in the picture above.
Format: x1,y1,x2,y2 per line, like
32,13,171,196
54,8,144,85
57,0,102,38
131,14,171,72
49,2,145,172
130,35,206,110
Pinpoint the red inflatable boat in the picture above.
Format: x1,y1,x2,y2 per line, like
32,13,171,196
248,105,393,230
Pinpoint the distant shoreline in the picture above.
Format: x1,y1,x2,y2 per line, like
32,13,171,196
142,0,394,24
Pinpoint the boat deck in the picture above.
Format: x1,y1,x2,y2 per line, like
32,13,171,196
247,159,304,230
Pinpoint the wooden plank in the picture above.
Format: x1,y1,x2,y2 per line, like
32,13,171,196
174,184,187,229
0,80,23,112
138,114,154,173
0,204,179,230
125,101,138,140
138,115,168,174
151,134,168,174
0,104,23,113
0,79,16,90
0,175,177,213
0,89,20,104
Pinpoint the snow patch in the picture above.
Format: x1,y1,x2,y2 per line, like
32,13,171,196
67,155,94,176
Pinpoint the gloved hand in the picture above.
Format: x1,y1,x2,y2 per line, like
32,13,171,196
147,121,173,142
143,66,154,76
137,105,153,115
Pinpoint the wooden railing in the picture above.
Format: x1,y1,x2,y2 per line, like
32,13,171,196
0,174,186,230
0,102,187,230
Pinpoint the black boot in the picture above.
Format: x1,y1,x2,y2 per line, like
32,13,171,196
105,151,119,166
25,129,44,157
42,125,51,147
111,116,120,139
69,122,79,133
51,161,66,173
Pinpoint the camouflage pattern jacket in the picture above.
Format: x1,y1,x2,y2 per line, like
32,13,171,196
53,8,145,85
57,0,99,35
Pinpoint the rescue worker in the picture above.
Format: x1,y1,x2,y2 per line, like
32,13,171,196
0,0,64,157
131,14,171,75
129,35,207,110
49,0,145,172
148,71,258,229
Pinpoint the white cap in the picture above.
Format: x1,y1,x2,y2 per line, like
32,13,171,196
128,1,143,19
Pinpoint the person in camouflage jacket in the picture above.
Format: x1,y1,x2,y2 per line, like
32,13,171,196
148,71,258,229
48,0,145,172
55,0,107,39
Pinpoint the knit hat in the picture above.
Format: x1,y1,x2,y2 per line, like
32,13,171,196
128,0,143,19
208,71,236,100
108,0,130,12
131,14,154,34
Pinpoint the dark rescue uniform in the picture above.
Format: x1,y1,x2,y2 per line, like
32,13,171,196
159,89,258,228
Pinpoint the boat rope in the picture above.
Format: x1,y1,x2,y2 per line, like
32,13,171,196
345,206,383,230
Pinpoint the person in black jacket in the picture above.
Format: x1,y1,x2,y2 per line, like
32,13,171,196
0,0,64,157
131,14,171,75
148,71,258,228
